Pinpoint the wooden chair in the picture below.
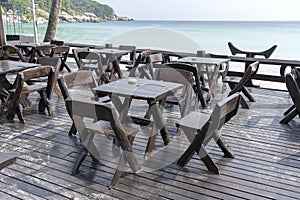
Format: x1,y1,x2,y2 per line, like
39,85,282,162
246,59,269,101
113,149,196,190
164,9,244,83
72,47,90,69
2,45,29,62
27,57,62,97
223,61,259,109
176,93,241,174
282,69,300,117
155,68,193,118
6,66,55,123
58,70,110,136
280,72,300,124
164,62,206,108
66,97,141,188
50,46,71,72
228,42,277,86
128,52,162,80
118,45,136,66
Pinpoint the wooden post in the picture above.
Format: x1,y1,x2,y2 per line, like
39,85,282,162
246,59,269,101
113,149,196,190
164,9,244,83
31,0,38,43
0,6,6,45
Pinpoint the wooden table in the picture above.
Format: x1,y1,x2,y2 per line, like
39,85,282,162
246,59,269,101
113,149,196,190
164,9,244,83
94,78,183,156
16,43,55,63
91,48,131,80
0,61,40,111
175,57,230,102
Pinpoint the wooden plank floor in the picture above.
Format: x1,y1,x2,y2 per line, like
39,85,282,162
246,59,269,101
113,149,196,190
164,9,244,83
0,70,300,199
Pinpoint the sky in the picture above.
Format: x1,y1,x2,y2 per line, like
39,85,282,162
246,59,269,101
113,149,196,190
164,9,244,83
97,0,300,21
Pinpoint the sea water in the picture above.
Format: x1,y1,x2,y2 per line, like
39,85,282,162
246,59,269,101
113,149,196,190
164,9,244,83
5,21,300,87
7,21,300,59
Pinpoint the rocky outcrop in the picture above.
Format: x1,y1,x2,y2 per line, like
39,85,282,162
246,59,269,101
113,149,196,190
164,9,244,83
2,8,133,24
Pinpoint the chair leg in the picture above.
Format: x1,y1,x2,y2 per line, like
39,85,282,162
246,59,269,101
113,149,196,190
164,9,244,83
68,122,77,136
110,153,126,188
62,62,72,72
38,91,52,115
284,105,295,116
177,129,206,168
214,137,235,158
16,105,25,123
110,135,137,188
72,146,88,175
242,86,255,102
196,88,206,108
280,109,298,124
240,96,250,109
200,147,220,174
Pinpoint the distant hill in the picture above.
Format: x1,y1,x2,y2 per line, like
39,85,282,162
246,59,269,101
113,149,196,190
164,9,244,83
1,0,132,23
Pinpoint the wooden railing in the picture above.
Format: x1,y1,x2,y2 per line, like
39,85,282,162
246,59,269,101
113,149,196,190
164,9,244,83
65,42,300,83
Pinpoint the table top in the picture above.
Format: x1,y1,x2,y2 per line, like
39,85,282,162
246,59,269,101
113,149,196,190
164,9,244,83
0,60,40,75
175,57,230,65
91,48,131,56
94,78,183,101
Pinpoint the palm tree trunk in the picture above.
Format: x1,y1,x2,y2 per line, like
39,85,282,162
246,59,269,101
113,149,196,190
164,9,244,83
0,6,6,45
43,0,62,42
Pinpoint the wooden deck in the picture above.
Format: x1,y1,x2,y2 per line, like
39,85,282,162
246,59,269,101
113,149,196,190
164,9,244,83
0,69,300,199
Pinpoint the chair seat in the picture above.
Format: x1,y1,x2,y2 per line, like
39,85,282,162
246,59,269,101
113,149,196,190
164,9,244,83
223,76,241,84
22,84,47,94
177,111,210,130
86,121,138,138
27,76,48,82
9,84,46,94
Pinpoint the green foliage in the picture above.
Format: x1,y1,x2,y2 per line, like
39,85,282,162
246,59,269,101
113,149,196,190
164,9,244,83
0,0,115,19
70,0,114,18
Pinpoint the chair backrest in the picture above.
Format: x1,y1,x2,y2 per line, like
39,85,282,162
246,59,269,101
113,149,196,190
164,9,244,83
118,45,136,64
147,53,163,64
200,92,241,144
50,40,64,46
228,42,277,59
155,67,192,85
2,45,26,62
210,93,241,132
66,98,117,123
286,73,300,113
19,66,55,99
57,70,97,100
50,46,69,61
164,62,201,90
72,47,90,69
77,51,104,72
22,65,54,82
229,61,259,95
291,69,300,87
37,57,61,99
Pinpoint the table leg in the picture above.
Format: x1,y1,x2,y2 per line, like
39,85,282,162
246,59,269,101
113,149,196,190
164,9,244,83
206,64,219,102
147,100,170,145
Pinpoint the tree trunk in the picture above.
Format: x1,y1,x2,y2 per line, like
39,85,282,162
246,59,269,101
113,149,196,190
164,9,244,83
43,0,62,42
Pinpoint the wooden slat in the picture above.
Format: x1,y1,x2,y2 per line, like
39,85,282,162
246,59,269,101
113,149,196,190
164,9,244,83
0,67,300,199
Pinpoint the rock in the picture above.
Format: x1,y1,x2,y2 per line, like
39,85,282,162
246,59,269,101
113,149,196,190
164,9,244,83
2,8,132,24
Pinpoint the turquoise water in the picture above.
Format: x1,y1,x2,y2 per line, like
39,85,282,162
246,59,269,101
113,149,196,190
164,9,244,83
5,21,300,59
